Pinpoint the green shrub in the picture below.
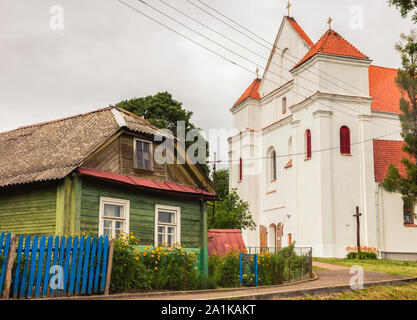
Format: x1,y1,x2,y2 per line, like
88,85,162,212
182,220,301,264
271,253,285,285
217,251,240,288
346,251,378,260
110,233,153,293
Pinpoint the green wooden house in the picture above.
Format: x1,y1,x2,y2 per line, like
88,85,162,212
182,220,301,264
0,107,217,275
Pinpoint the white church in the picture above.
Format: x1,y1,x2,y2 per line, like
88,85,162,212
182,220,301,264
228,14,417,259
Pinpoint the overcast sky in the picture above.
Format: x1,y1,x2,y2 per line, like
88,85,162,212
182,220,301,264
0,0,414,167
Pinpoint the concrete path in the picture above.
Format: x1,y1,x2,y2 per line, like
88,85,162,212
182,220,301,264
86,268,414,300
312,261,349,270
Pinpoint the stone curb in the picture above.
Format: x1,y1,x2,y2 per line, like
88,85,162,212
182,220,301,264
215,276,417,300
34,272,319,300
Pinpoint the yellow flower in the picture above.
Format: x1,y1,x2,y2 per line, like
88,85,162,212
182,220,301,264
154,267,158,270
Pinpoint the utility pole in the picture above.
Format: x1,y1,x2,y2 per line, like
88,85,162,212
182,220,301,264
212,152,216,225
353,206,362,251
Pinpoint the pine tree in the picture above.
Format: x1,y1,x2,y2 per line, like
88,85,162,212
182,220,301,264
382,30,417,209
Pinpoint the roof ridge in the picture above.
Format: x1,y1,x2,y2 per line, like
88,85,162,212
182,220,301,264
329,30,368,59
373,138,404,142
370,65,398,71
285,16,314,48
3,107,114,135
294,28,368,69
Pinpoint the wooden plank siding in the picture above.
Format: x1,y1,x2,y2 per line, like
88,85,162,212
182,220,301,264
82,132,207,189
79,178,203,248
0,183,57,235
82,136,121,173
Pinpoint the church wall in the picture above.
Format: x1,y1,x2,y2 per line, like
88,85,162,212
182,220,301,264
260,19,310,97
260,123,297,249
378,188,417,258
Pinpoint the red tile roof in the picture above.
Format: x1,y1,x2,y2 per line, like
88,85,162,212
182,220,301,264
373,140,413,183
369,65,404,114
207,229,246,256
285,17,314,48
77,168,218,199
294,29,368,69
233,78,261,107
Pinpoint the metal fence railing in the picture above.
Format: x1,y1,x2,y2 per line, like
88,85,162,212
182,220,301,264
246,246,313,283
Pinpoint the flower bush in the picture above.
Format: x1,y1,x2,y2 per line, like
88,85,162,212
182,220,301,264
208,245,308,288
110,233,312,293
111,233,202,293
110,233,153,293
346,246,378,260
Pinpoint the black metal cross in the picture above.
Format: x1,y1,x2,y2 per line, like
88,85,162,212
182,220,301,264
353,206,362,250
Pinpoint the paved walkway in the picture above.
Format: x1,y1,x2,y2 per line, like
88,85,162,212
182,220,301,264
87,268,413,300
312,261,350,270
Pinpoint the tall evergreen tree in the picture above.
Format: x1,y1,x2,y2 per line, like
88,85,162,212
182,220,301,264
382,30,417,209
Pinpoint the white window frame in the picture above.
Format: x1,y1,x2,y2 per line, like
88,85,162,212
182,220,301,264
133,138,153,171
154,205,181,246
99,197,130,238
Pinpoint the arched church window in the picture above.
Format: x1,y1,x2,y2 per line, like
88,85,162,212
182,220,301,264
239,157,243,181
282,97,287,114
305,130,312,159
340,126,351,155
271,150,277,181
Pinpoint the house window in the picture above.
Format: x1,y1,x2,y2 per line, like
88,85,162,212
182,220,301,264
403,203,415,225
271,150,277,181
155,205,181,246
99,197,130,238
282,97,287,114
340,126,351,155
305,130,312,159
134,138,153,170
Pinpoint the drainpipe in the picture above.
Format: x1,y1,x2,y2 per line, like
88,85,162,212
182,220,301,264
375,184,382,259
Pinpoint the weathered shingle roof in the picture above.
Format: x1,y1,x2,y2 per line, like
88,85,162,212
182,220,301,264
0,107,166,187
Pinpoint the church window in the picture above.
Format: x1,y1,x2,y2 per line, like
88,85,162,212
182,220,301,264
403,203,415,225
282,97,287,114
271,150,277,181
340,126,351,155
305,130,312,159
239,157,243,181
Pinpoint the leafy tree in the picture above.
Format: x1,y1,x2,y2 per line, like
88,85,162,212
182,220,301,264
212,169,229,200
207,169,256,230
389,0,417,23
115,91,209,174
382,30,417,208
208,189,256,231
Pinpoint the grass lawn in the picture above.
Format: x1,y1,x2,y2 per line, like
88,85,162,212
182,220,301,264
300,282,417,300
314,257,417,278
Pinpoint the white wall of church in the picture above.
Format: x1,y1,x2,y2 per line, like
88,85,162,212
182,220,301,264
229,16,413,259
377,188,417,258
260,19,310,97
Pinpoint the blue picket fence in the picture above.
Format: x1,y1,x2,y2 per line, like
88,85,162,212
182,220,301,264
0,232,111,299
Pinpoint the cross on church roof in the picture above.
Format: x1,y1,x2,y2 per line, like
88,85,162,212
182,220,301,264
327,17,333,30
286,1,292,17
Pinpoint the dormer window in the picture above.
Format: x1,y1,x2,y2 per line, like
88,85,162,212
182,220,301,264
134,138,153,170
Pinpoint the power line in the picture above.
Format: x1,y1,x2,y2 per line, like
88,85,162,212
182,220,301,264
127,0,399,131
206,129,402,164
189,0,372,97
115,0,402,166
